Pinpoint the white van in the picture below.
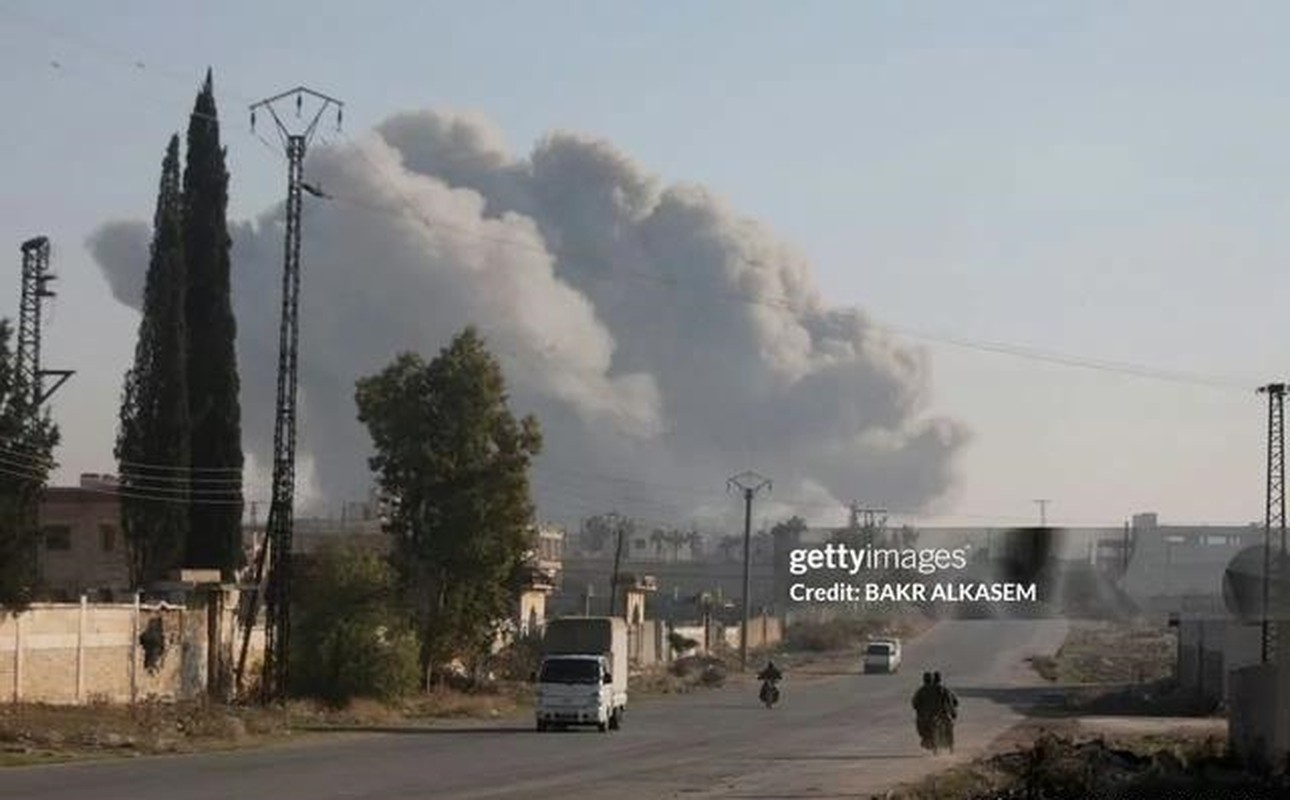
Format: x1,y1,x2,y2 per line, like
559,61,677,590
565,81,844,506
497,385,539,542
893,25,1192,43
863,639,901,674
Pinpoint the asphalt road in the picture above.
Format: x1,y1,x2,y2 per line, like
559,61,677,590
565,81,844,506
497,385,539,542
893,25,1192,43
1,619,1068,799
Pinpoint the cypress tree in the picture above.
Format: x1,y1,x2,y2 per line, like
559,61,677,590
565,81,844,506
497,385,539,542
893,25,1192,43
183,69,244,576
117,135,191,588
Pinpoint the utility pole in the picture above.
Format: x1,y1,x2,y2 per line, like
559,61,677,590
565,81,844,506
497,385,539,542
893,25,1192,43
728,470,772,671
1258,383,1286,664
1033,499,1051,527
607,512,627,616
1122,519,1131,575
16,237,73,412
235,86,343,703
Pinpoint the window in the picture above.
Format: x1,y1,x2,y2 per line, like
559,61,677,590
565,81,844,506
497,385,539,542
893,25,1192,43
43,525,71,551
539,658,600,685
100,524,117,551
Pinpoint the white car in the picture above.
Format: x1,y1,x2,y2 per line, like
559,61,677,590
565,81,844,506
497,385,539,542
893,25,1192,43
863,639,902,674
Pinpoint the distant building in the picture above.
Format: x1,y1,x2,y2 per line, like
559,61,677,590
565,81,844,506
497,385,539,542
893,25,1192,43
510,524,565,638
1117,512,1263,613
37,473,129,599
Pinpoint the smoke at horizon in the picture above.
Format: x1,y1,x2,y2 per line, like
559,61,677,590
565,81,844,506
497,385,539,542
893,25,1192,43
88,108,969,532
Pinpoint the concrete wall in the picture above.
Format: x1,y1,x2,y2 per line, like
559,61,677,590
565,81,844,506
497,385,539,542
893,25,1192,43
1228,621,1290,771
720,614,783,651
1175,619,1263,706
0,597,265,705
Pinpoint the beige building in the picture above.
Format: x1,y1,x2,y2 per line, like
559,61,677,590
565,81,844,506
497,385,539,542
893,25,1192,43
37,473,129,599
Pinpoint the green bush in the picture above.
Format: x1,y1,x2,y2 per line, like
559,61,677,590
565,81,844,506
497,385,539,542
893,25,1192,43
289,541,419,706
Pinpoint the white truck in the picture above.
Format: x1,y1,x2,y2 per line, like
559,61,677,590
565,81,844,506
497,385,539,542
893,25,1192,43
534,616,628,733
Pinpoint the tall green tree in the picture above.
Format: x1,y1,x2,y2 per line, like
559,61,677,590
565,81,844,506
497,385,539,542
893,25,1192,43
117,135,191,588
355,327,542,687
0,319,60,611
182,69,243,576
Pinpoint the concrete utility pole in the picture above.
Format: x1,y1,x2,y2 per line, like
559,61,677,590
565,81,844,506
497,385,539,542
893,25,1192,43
236,86,343,703
1258,383,1287,663
607,512,628,616
728,471,771,671
1033,499,1051,527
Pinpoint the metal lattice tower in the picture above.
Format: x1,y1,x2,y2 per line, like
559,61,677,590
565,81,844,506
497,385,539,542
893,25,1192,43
16,237,73,412
235,87,342,703
1258,383,1286,663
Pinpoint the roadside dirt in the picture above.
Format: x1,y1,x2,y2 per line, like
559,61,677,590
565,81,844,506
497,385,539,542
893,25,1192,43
884,718,1277,800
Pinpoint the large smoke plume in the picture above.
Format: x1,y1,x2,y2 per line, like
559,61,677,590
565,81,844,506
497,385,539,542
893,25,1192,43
89,108,969,531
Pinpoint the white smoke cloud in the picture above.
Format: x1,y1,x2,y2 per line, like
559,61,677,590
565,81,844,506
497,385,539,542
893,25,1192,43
87,108,969,529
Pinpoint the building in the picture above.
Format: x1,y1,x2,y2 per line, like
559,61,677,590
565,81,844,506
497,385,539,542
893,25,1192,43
1117,512,1264,613
37,473,129,599
514,525,565,636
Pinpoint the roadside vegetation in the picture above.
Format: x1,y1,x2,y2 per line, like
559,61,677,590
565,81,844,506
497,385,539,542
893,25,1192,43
0,700,288,766
1024,619,1210,716
1028,619,1175,684
888,726,1285,799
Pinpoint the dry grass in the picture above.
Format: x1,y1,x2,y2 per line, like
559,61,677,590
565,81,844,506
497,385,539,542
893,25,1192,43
0,699,289,763
287,682,532,727
0,681,539,766
1034,620,1176,684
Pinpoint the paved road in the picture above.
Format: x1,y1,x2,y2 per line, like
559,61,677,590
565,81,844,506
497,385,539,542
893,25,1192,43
1,620,1067,799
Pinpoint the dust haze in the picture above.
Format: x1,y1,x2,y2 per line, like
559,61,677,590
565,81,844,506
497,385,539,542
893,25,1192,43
88,108,969,528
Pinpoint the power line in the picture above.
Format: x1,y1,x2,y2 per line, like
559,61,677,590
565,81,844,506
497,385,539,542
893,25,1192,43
0,441,243,474
0,432,1241,530
0,464,257,506
2,11,1257,394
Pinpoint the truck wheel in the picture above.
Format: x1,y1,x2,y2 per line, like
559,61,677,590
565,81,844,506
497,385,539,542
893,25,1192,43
598,720,608,733
609,709,621,730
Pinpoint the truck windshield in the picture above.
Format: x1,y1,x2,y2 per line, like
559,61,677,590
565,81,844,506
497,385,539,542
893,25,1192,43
866,644,893,656
539,659,600,685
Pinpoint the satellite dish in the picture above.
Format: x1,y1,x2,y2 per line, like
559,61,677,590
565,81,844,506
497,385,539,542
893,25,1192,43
1223,545,1290,622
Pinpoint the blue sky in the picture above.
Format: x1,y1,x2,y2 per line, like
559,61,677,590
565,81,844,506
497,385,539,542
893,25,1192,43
2,0,1288,528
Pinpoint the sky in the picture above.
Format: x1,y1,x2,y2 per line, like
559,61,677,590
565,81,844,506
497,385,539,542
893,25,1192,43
1,0,1287,532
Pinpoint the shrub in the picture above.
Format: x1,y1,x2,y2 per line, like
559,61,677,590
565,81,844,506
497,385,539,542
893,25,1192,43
289,541,419,706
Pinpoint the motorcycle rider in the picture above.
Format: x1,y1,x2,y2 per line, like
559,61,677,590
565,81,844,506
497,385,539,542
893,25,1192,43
757,660,783,683
911,672,937,748
757,660,782,705
932,671,958,719
930,671,958,750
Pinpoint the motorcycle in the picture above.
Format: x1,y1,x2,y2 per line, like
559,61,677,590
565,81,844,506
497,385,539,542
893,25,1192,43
759,678,780,708
928,712,954,754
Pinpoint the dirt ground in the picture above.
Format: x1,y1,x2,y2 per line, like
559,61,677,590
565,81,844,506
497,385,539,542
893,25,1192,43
884,717,1281,800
